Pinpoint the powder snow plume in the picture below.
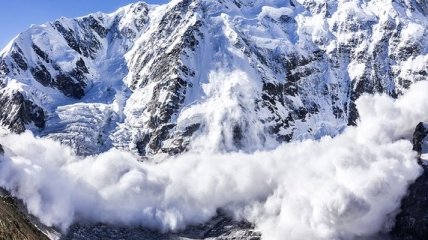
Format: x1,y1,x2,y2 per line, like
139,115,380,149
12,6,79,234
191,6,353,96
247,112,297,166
1,80,428,239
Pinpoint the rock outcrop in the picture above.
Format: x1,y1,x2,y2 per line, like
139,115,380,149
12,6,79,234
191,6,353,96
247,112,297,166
391,122,428,239
0,190,49,240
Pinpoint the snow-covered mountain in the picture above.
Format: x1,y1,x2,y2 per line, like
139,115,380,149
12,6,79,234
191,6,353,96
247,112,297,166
0,0,426,158
0,1,428,239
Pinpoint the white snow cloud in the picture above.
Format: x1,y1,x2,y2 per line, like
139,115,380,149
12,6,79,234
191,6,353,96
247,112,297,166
1,81,428,239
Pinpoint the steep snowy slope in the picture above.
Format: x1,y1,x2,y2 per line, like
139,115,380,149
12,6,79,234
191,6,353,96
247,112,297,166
0,2,150,155
0,0,427,158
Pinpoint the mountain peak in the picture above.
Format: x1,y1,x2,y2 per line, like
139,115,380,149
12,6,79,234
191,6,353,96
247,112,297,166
0,0,427,239
0,0,426,155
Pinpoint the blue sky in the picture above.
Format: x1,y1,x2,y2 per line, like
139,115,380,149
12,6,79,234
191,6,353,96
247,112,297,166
0,0,169,49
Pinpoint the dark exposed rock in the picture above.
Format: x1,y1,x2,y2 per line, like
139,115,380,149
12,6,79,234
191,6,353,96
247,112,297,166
158,123,202,155
0,190,49,240
56,73,86,99
120,27,137,39
397,43,421,61
182,20,202,51
183,123,201,137
347,101,359,126
262,82,284,104
136,134,151,156
412,122,427,158
0,92,45,133
10,46,28,71
233,124,244,146
52,18,104,60
233,0,243,8
53,21,82,54
31,65,53,86
391,164,427,240
129,2,203,155
149,124,175,153
0,60,9,76
62,211,260,240
32,44,50,63
131,3,150,31
86,16,108,38
390,122,428,239
415,0,428,15
30,60,87,99
75,58,89,74
0,144,3,155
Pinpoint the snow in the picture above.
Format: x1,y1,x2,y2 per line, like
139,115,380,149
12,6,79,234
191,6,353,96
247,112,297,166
259,6,294,19
402,22,425,41
348,62,366,80
0,37,17,57
0,0,427,238
1,81,427,239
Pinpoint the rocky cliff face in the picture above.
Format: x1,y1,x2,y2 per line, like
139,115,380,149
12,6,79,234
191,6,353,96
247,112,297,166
0,0,426,157
62,212,260,240
0,192,50,240
391,122,428,240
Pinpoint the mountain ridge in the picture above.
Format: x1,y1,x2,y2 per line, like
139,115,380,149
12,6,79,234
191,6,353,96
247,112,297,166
0,0,427,239
0,0,426,157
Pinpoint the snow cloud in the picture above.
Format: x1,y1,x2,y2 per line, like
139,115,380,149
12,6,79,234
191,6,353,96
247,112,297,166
1,81,428,239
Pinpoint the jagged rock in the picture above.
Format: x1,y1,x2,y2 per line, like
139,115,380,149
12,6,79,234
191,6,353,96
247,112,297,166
412,122,428,158
0,190,49,240
391,165,428,240
62,211,260,240
391,122,428,239
0,91,45,133
0,0,426,156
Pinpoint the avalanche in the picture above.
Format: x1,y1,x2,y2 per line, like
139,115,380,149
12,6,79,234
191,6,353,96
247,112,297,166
0,0,426,158
0,0,427,239
1,81,428,239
